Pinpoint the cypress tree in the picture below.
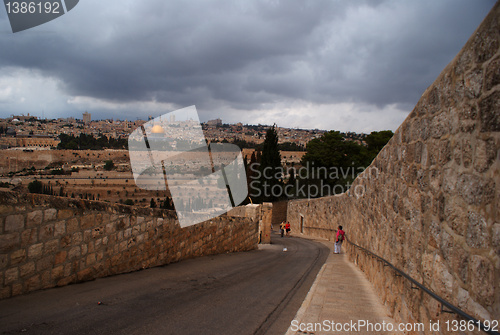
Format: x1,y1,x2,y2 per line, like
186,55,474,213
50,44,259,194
257,124,282,202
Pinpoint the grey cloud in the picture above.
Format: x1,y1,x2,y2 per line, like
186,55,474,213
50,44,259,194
0,0,495,120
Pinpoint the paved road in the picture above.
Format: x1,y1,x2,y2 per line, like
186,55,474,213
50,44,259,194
0,234,329,335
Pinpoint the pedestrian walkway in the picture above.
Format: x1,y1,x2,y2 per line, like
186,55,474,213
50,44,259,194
286,238,402,335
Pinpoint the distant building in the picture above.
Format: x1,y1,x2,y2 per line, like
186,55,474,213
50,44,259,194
11,113,36,122
0,135,60,148
207,118,222,126
5,128,16,137
83,112,91,124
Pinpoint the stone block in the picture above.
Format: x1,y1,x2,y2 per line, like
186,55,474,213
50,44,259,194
119,241,127,252
469,255,494,306
81,214,96,230
5,214,25,232
60,235,72,248
52,266,64,280
461,139,473,168
479,91,500,132
444,200,467,237
94,238,102,250
83,229,92,242
0,287,11,300
10,249,25,265
19,262,35,278
484,55,500,91
474,138,496,173
28,243,44,259
430,113,450,139
21,228,38,247
105,223,115,235
4,267,19,285
86,253,96,266
72,232,83,245
54,251,67,265
493,224,500,256
0,233,20,253
26,210,43,228
36,256,53,271
472,21,499,63
77,267,95,282
0,205,14,215
54,220,66,237
92,227,104,238
68,246,81,260
437,140,451,166
66,218,79,234
57,209,74,220
456,173,495,206
464,67,483,98
40,270,52,289
43,239,59,254
39,224,55,241
96,251,104,262
57,275,76,287
11,283,22,297
43,208,57,222
466,211,490,249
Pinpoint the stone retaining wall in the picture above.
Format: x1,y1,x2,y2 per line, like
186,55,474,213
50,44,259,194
0,190,258,299
287,4,499,334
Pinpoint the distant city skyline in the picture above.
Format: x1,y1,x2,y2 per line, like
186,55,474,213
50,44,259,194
0,1,495,133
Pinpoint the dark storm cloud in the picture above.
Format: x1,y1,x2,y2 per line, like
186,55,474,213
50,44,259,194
0,0,495,118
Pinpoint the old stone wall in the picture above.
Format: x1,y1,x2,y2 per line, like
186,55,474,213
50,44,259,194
271,200,288,225
0,189,258,300
228,203,272,243
287,4,499,334
0,149,131,174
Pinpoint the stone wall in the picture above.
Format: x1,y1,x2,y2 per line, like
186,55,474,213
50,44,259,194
0,189,258,300
287,3,499,333
0,149,130,175
228,203,272,244
271,200,288,225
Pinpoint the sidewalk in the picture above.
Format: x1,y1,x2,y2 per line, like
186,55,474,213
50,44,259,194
285,237,402,335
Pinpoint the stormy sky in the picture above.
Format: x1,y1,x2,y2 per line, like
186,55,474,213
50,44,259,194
0,0,495,132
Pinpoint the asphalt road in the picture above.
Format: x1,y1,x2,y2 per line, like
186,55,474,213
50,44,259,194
0,234,329,335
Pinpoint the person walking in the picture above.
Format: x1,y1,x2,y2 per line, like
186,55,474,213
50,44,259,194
280,221,285,238
285,221,291,236
334,225,345,254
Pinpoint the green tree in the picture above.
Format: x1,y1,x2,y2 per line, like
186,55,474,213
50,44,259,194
124,199,134,206
28,180,43,194
364,130,394,163
300,131,367,196
103,160,114,171
254,125,282,202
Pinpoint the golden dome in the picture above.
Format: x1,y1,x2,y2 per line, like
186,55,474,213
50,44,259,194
151,125,165,134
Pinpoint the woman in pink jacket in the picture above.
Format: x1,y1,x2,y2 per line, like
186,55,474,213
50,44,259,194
334,225,345,254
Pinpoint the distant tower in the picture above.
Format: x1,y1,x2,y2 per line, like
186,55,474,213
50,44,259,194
170,114,175,123
83,112,91,124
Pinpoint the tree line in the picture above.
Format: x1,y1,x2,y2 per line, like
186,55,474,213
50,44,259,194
57,133,127,150
246,127,393,203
